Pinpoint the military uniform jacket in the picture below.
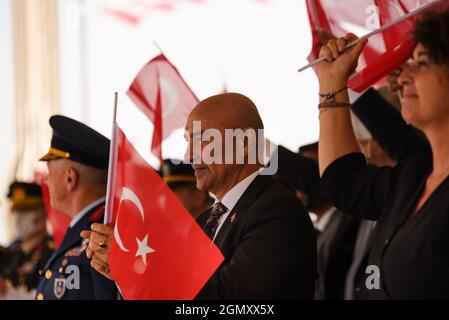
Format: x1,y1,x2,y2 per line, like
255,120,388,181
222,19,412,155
35,202,117,300
0,236,54,292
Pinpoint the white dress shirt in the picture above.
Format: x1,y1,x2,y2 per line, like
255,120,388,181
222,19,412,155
69,196,106,228
211,170,260,241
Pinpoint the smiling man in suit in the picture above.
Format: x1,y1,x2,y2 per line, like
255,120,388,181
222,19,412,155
35,115,117,300
184,93,317,299
85,93,317,299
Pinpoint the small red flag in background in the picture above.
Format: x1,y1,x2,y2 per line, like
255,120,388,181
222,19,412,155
127,54,199,163
34,172,71,248
102,0,271,26
108,126,223,299
41,182,71,247
102,0,206,26
306,0,448,92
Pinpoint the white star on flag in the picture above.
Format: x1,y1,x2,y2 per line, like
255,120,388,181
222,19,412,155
135,234,155,265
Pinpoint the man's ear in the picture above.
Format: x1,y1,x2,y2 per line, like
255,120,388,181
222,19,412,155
65,167,79,191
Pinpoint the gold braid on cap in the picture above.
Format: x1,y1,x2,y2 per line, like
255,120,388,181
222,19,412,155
49,147,70,158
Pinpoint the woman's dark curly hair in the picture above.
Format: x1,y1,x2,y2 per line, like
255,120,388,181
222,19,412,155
413,9,449,64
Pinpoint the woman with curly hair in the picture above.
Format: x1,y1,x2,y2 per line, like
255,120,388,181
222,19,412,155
316,9,449,299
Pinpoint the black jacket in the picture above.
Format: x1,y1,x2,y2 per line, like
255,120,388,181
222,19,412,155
195,174,317,299
341,88,433,299
321,153,449,299
274,145,359,300
315,209,359,300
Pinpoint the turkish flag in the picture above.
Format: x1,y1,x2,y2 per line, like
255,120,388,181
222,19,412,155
127,54,199,163
306,0,447,92
108,126,224,299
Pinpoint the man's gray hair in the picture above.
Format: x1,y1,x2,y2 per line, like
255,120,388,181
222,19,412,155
68,160,108,189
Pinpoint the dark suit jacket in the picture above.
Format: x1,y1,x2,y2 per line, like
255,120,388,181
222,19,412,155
275,146,320,195
274,145,360,300
195,174,317,300
35,202,117,300
351,223,377,300
316,209,359,300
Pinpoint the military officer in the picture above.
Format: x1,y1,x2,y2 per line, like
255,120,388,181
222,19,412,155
0,182,54,297
35,115,117,300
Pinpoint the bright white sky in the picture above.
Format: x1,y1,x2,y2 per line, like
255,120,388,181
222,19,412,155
62,0,320,167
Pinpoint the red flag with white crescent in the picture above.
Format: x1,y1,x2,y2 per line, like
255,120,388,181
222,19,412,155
108,126,223,299
127,54,199,163
306,0,448,92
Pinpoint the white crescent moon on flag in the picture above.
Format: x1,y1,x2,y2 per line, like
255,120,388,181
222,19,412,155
114,187,145,252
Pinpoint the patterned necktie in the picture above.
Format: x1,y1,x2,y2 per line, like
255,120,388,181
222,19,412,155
204,202,228,239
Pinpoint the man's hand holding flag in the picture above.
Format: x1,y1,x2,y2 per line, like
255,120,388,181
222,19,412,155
81,223,114,281
81,90,223,299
